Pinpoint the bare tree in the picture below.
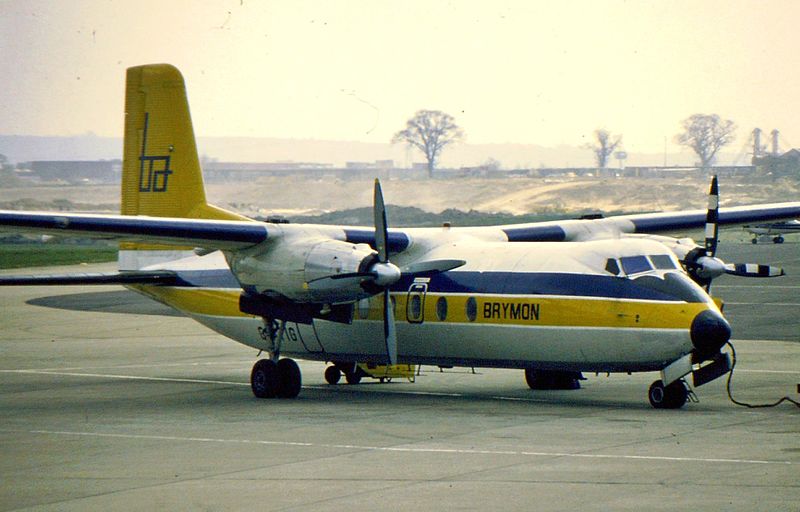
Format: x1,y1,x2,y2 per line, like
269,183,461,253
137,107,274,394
392,110,464,178
675,114,736,169
586,129,622,168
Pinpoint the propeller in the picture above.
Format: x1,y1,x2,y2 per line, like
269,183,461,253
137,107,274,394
704,175,719,258
682,175,784,289
373,178,400,365
308,179,465,364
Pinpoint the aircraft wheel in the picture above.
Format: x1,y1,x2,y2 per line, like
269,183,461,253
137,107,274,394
276,358,302,398
774,236,784,244
344,369,362,385
525,369,581,390
324,365,341,385
251,359,279,399
648,379,688,409
751,238,758,244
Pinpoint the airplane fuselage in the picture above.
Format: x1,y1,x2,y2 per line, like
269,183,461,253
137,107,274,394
131,233,715,374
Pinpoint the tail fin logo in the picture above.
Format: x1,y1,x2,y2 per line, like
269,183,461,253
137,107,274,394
138,113,173,192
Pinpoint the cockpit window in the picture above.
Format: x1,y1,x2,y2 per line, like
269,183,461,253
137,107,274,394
620,255,652,275
605,258,621,276
632,273,709,303
649,254,677,270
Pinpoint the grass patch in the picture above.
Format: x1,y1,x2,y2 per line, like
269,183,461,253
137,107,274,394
0,244,118,269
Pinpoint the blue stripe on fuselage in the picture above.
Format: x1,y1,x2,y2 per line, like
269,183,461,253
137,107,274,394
166,268,689,303
391,271,688,302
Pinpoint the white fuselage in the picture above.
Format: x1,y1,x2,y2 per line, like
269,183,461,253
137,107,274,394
130,232,716,374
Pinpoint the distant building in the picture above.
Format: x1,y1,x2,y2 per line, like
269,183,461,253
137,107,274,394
19,160,121,183
753,149,800,178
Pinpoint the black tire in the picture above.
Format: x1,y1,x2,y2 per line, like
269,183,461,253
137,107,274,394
276,358,302,398
525,369,581,390
324,365,341,385
344,369,362,385
774,236,784,244
524,368,543,389
251,359,279,399
648,379,688,409
751,238,758,244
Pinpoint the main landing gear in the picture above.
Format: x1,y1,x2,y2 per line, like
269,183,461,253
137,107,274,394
251,358,302,399
524,369,584,390
647,379,689,409
251,318,302,399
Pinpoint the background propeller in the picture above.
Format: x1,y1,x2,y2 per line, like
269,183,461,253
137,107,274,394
682,175,784,289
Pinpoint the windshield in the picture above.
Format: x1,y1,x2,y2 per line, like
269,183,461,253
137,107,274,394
631,272,710,303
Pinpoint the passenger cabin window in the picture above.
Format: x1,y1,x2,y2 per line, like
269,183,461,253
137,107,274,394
605,258,621,276
436,296,448,321
649,254,677,270
620,255,652,275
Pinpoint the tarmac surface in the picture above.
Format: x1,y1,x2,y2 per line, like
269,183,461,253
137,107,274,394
1,242,798,511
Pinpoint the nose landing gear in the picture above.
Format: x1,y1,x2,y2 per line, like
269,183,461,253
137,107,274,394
648,379,689,409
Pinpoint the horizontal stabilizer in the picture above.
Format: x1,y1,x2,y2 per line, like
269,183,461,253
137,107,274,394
0,271,178,286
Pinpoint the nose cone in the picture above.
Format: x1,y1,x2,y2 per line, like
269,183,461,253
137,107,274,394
690,309,731,357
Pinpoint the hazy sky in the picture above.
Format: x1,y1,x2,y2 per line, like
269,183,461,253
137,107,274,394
2,0,798,155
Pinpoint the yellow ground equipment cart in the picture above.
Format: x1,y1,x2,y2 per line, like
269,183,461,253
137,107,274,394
324,362,416,385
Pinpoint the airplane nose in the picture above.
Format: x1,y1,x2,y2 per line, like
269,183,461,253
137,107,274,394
690,309,731,357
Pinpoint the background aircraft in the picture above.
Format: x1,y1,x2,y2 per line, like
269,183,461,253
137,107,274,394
745,219,800,244
1,64,799,409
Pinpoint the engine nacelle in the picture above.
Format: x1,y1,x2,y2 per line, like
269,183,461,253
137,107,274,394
228,237,378,303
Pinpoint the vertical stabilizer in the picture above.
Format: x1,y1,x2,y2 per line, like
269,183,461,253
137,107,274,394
121,64,246,221
120,64,249,269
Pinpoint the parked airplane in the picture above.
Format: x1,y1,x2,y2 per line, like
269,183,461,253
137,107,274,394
2,64,799,408
745,219,800,244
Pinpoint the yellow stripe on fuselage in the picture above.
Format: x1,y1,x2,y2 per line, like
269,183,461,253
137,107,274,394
132,286,710,331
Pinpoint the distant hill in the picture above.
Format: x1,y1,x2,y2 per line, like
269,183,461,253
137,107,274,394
1,134,707,168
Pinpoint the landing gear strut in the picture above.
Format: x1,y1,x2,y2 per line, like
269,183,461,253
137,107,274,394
251,317,302,399
648,379,688,409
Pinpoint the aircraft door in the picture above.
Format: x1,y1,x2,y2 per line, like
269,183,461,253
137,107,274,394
406,281,428,324
293,322,324,354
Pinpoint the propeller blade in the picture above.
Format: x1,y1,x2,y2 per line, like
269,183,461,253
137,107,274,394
704,175,719,257
402,259,466,275
724,263,785,278
374,178,397,365
373,179,389,263
383,289,397,365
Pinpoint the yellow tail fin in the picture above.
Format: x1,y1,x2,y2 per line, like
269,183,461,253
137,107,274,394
121,64,247,221
119,64,249,269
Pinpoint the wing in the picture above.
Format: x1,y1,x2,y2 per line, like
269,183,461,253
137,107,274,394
0,210,271,250
0,271,178,286
500,202,800,242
